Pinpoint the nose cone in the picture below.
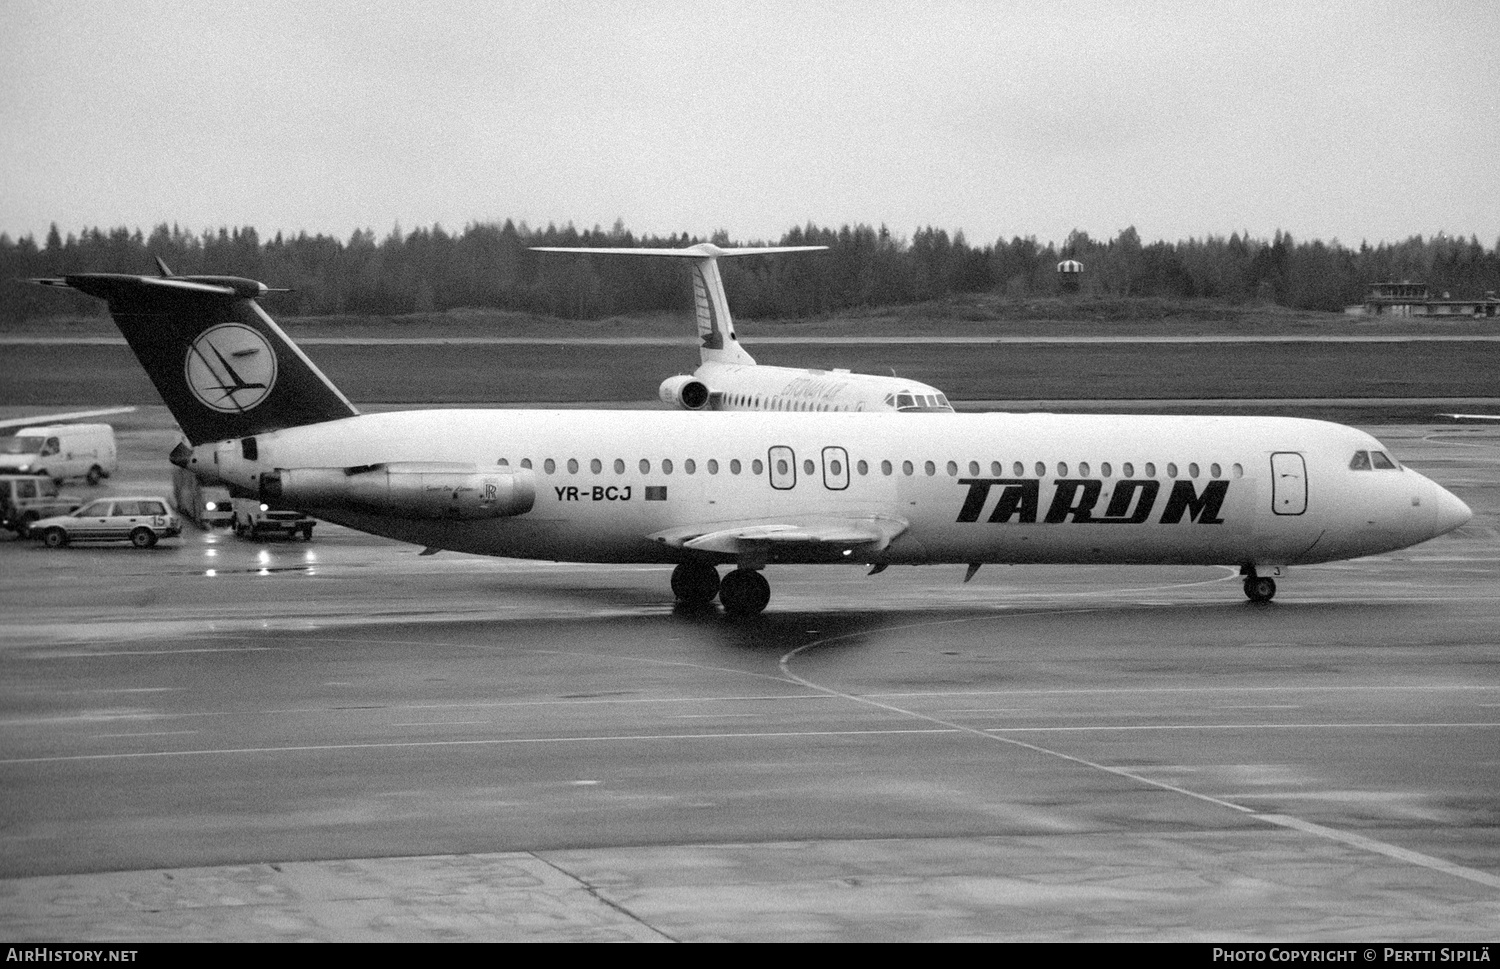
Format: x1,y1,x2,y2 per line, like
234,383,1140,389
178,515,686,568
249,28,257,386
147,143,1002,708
1428,481,1473,539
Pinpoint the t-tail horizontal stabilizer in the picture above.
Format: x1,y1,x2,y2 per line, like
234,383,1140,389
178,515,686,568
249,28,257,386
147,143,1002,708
532,243,826,366
31,271,357,446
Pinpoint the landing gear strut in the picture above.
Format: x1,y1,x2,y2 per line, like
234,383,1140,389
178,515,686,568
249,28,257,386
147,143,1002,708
1243,574,1277,603
670,561,720,605
718,568,770,616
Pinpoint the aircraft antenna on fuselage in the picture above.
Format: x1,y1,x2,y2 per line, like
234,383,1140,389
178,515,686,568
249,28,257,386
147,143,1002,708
531,244,826,367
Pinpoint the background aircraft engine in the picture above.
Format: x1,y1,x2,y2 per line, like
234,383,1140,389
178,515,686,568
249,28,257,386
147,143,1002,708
260,463,535,519
659,375,712,410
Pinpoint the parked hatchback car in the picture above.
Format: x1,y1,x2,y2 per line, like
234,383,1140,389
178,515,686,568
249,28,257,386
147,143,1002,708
31,496,181,548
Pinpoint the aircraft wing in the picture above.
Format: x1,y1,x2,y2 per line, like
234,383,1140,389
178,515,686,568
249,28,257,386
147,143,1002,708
0,406,136,430
649,515,908,559
532,243,825,259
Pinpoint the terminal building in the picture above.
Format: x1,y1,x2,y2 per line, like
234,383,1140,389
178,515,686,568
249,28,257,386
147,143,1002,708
1349,281,1500,318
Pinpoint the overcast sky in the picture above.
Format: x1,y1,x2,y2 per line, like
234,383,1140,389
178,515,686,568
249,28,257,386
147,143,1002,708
4,0,1498,249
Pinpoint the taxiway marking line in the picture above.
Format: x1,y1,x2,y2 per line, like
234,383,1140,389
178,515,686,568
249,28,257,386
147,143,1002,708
1259,814,1500,891
778,605,1500,893
5,721,1498,765
0,728,959,764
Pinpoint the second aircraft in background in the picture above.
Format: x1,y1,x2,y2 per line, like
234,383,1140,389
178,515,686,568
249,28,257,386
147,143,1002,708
533,243,955,413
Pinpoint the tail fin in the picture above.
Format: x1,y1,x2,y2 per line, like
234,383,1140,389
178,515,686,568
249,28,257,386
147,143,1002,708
532,243,825,367
33,271,357,446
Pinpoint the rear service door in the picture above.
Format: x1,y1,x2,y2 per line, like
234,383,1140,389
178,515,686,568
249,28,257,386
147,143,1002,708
1271,452,1307,515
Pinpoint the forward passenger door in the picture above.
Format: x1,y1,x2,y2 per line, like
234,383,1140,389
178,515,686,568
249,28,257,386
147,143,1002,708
1271,452,1307,515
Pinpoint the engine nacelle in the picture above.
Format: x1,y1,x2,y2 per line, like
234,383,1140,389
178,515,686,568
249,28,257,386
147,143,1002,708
659,374,712,410
260,463,535,520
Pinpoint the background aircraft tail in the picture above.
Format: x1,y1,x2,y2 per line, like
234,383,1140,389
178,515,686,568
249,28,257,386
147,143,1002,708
532,243,825,367
33,266,358,446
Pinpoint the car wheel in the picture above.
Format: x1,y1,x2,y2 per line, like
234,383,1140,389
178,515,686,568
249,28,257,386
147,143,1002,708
42,527,68,548
301,525,314,540
86,466,103,486
130,527,157,549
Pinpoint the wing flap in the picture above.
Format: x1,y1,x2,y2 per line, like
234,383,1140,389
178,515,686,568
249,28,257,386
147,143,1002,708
650,516,908,558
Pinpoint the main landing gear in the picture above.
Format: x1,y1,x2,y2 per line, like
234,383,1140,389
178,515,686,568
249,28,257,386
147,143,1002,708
1241,568,1277,603
670,562,770,616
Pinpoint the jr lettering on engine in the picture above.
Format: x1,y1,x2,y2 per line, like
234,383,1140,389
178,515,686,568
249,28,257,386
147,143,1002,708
956,478,1228,525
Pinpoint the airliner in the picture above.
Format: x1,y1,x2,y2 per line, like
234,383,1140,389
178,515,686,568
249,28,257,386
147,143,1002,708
34,266,1471,615
533,244,955,413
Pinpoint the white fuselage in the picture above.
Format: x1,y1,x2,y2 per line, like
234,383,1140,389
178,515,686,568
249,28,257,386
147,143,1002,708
694,363,952,413
192,409,1468,571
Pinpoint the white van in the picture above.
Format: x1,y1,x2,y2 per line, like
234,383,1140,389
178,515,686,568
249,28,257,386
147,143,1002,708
0,424,118,485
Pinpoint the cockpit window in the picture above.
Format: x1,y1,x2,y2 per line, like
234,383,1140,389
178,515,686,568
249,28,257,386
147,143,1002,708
897,393,915,410
1349,451,1372,470
1371,451,1399,470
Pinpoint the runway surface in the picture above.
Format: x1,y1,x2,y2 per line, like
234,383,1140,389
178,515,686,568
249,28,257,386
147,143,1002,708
1,412,1497,941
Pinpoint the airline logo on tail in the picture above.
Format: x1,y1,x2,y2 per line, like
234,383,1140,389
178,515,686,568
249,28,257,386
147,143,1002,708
185,323,278,412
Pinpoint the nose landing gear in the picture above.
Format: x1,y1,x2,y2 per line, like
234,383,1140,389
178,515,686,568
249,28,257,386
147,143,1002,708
1241,566,1278,603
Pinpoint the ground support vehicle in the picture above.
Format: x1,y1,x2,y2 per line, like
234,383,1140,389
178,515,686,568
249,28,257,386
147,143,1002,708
0,475,83,536
173,464,233,529
231,497,315,540
31,496,181,548
0,424,117,485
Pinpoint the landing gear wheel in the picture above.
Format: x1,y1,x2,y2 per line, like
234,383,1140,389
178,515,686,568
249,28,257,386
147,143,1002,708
670,561,720,604
1244,576,1277,602
130,527,157,549
41,527,68,548
719,568,770,616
